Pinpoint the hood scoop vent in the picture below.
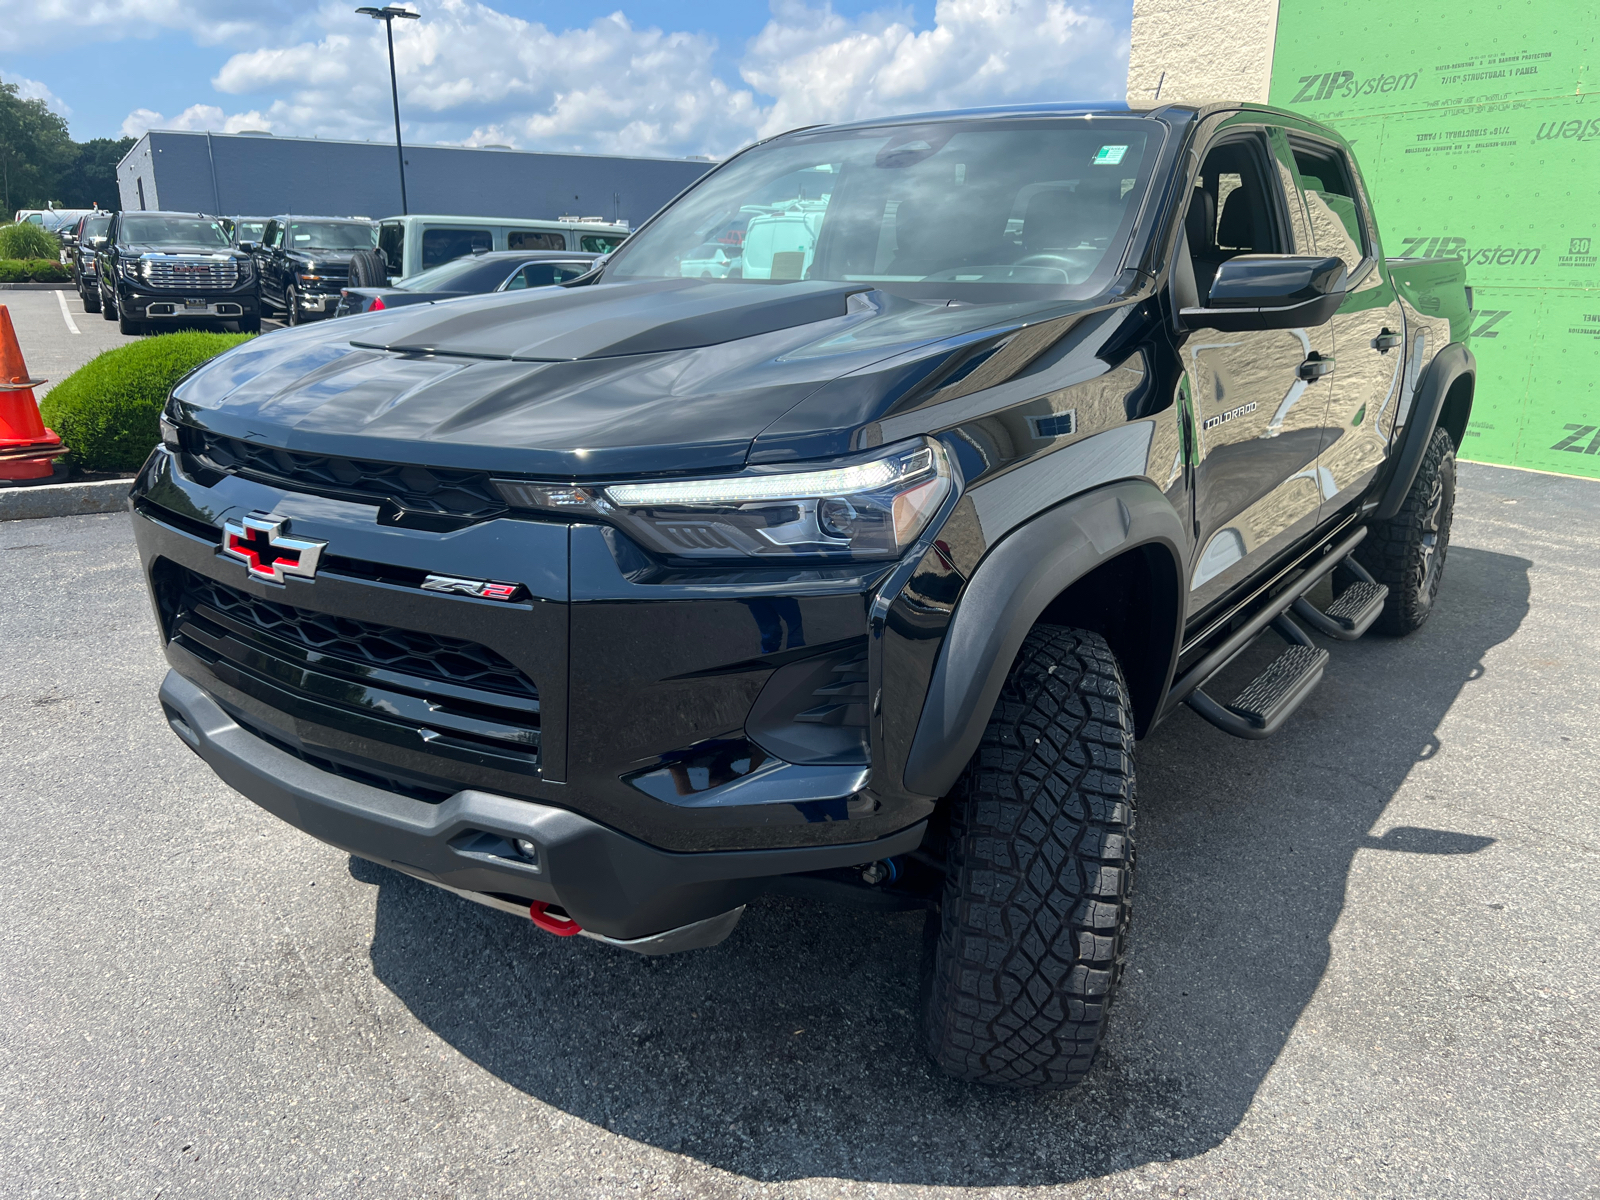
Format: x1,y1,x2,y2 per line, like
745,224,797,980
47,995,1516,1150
349,279,873,363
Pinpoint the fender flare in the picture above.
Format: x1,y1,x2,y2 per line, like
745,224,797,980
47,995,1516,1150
1375,341,1475,521
902,479,1187,798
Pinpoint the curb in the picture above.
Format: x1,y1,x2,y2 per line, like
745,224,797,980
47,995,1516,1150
0,282,75,291
0,478,132,521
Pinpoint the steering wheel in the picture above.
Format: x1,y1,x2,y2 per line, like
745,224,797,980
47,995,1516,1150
1013,253,1099,284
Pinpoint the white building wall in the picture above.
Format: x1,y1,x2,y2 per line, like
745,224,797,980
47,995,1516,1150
1126,0,1280,106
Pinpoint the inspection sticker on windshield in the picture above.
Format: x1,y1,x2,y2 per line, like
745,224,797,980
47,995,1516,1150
1093,145,1129,165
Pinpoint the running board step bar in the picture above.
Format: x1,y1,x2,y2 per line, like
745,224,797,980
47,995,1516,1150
1164,524,1372,740
1292,556,1389,641
1186,614,1328,739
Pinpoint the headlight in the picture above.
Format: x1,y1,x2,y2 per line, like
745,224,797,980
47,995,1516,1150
119,257,145,280
298,273,324,285
158,399,181,449
494,438,952,562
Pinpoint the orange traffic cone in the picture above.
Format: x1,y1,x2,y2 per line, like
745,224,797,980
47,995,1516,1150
0,304,66,481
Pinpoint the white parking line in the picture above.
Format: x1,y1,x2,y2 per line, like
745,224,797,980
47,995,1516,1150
55,289,81,335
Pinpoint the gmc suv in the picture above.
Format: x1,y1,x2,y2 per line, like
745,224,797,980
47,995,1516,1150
99,212,261,336
131,102,1474,1089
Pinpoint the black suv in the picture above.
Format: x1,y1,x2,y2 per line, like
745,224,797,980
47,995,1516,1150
71,212,113,311
99,212,261,336
253,216,378,325
132,102,1474,1088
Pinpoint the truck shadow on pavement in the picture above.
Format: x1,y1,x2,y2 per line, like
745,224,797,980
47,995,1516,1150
352,544,1529,1187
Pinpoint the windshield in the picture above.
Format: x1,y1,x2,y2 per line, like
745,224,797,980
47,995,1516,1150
400,256,505,292
83,216,112,239
233,220,268,241
120,216,230,246
605,118,1160,299
288,221,378,251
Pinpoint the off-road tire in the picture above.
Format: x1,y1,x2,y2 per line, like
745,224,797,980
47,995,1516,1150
346,249,388,289
118,313,143,337
82,286,101,313
922,625,1137,1089
100,288,116,320
239,316,262,334
1358,425,1456,636
285,284,301,327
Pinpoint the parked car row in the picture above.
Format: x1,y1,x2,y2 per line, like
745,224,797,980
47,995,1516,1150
62,209,623,335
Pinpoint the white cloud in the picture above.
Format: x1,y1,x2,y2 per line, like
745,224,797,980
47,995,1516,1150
744,0,1129,139
2,70,72,116
101,0,1131,156
121,103,273,138
0,0,293,53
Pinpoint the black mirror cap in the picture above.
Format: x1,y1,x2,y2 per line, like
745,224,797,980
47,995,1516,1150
237,240,260,253
1209,254,1346,306
1181,254,1347,332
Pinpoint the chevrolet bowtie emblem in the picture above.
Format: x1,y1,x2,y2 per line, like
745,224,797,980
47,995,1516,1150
221,512,326,583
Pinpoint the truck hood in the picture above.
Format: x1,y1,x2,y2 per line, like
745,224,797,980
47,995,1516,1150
172,278,1094,478
122,242,246,258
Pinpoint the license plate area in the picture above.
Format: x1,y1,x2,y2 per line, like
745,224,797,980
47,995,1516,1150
184,298,208,309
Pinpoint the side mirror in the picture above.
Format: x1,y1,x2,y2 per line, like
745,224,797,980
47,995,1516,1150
237,240,260,253
89,236,109,249
1181,255,1346,332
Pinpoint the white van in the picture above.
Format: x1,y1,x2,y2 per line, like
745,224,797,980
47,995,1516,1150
375,214,630,282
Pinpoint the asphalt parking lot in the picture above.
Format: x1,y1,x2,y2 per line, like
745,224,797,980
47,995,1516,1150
0,287,284,400
2,462,1597,1199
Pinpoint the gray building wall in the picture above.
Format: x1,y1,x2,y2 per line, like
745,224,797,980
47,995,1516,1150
116,131,715,225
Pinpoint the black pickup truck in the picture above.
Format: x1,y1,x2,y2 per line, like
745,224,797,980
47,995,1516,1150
251,216,379,326
98,212,261,336
131,102,1473,1089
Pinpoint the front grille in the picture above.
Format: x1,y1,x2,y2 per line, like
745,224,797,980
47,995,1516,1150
177,569,536,699
185,430,508,522
144,257,239,290
160,565,540,780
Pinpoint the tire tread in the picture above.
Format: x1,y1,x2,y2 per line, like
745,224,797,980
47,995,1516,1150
923,625,1136,1089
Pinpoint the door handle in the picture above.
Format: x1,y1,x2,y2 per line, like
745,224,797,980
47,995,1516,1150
1298,354,1335,381
1372,328,1403,352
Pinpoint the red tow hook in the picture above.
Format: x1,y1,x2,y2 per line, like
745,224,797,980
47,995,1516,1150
528,901,583,937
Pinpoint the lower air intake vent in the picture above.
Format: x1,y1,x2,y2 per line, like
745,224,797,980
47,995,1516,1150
745,643,869,765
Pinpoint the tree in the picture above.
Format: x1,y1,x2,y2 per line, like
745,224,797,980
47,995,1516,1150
0,78,75,214
59,138,134,210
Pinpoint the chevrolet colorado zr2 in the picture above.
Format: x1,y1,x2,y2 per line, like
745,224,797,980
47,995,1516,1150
131,102,1474,1089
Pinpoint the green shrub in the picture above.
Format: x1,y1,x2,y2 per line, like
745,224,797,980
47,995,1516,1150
0,259,27,283
0,222,60,260
39,331,256,472
26,259,69,282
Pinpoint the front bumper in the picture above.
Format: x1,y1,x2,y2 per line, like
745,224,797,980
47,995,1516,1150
118,283,259,321
295,289,338,314
159,668,925,944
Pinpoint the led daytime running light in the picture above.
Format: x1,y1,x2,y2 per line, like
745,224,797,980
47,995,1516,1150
606,451,926,507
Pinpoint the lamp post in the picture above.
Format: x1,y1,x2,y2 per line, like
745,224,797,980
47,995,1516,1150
356,5,420,214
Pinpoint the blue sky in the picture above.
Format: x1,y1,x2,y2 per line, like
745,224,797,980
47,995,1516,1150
2,0,1133,158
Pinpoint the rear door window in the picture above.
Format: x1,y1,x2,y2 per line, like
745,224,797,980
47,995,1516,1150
504,261,592,289
1289,140,1369,274
421,227,492,269
507,231,565,251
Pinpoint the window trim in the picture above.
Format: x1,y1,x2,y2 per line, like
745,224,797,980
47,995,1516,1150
497,259,595,291
1190,126,1296,260
1283,131,1377,285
